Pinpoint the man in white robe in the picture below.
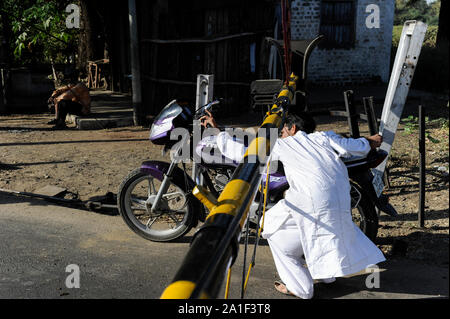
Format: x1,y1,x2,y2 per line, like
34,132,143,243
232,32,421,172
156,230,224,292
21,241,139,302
200,111,386,299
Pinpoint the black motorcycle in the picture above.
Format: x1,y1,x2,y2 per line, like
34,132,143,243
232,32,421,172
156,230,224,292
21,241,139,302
117,100,397,242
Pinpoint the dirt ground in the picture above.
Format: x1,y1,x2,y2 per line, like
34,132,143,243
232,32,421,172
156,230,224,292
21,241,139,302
0,93,448,271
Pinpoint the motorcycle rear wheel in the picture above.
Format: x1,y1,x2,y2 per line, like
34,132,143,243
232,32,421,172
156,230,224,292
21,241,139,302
350,184,379,242
117,168,195,242
269,183,379,242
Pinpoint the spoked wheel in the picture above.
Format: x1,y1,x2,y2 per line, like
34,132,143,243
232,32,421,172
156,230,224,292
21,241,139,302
117,168,195,242
350,183,379,242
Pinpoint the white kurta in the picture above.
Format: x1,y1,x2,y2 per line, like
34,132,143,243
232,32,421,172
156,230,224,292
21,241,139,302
216,130,386,297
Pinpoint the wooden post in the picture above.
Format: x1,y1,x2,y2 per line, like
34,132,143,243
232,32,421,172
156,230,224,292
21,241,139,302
418,104,426,228
128,0,144,125
0,15,11,113
344,90,360,138
0,68,6,114
363,96,378,136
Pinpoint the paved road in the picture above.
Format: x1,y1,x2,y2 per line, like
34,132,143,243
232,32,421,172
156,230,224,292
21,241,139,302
0,194,447,300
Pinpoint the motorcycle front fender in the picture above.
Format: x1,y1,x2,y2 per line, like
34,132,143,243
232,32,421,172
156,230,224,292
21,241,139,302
140,160,206,223
140,160,170,181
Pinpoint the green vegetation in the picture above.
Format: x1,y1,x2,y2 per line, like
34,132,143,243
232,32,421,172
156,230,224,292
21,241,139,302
394,0,440,26
401,115,442,143
392,25,438,48
392,1,448,93
0,0,77,65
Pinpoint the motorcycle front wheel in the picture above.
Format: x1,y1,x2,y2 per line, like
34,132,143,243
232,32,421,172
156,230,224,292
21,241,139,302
117,168,195,242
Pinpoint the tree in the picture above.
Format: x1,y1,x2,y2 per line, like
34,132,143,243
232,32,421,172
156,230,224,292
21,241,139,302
437,0,448,45
76,0,112,78
0,0,78,85
394,0,439,25
77,0,95,73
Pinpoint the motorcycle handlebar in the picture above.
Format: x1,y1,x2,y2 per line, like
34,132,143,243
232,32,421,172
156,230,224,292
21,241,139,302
194,100,221,119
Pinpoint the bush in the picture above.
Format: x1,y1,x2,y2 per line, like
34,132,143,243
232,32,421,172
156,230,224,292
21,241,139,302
392,25,438,48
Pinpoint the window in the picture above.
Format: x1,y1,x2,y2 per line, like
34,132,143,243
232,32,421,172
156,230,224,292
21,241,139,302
319,0,356,49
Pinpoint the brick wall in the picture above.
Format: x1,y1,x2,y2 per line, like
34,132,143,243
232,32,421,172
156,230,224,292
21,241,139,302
291,0,395,86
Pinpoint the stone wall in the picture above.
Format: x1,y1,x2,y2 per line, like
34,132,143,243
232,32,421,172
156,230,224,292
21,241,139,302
291,0,395,86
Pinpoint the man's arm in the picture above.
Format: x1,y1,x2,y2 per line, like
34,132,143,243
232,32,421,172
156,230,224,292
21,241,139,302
325,131,382,158
51,85,72,99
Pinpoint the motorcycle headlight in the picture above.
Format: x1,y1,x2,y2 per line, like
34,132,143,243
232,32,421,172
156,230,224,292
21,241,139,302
149,117,174,140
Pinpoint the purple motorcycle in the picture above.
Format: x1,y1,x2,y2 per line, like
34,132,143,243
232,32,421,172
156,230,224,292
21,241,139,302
117,100,396,242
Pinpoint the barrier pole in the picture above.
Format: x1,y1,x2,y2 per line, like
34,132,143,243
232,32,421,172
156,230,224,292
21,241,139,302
160,74,298,299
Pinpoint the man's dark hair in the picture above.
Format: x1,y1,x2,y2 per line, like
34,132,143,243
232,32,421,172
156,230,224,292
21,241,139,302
284,112,316,134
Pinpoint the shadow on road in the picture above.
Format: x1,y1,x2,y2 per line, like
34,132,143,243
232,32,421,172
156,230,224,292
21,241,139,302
0,138,148,147
313,256,448,299
0,192,119,216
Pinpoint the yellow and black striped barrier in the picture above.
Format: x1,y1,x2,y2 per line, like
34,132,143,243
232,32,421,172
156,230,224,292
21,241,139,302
160,74,298,299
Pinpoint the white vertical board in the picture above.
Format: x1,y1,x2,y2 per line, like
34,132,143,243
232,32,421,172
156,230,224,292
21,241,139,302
372,21,427,197
195,75,214,111
193,75,214,181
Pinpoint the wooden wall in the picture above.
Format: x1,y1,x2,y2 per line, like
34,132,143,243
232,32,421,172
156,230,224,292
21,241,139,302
137,0,276,118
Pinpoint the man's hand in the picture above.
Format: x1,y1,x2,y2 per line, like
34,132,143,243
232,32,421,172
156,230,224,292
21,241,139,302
366,134,383,149
199,110,218,128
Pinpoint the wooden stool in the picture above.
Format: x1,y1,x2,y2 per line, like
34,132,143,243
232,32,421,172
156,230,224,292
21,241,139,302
87,59,110,89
